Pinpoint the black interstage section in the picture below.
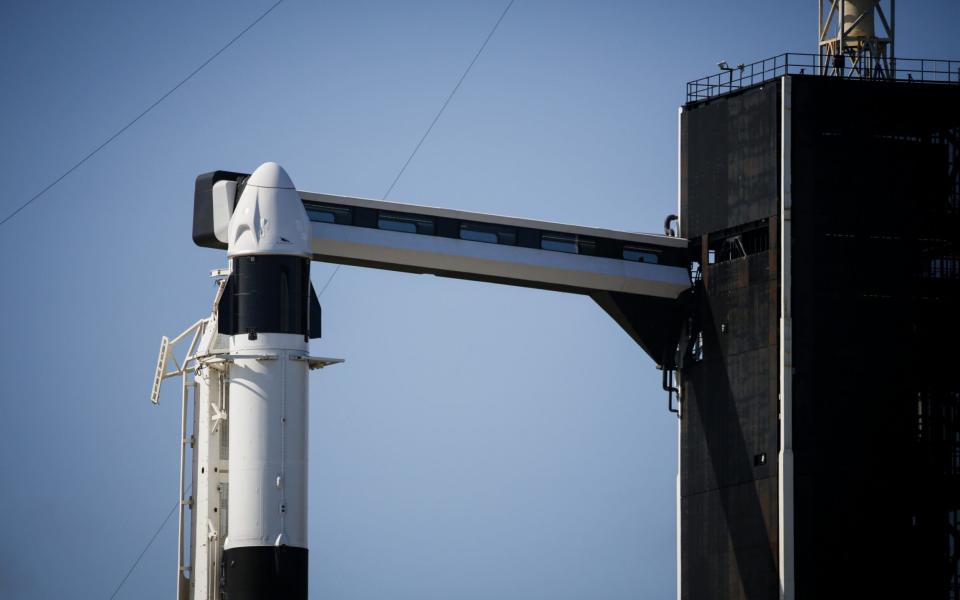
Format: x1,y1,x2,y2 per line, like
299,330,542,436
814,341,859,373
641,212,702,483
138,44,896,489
222,546,308,600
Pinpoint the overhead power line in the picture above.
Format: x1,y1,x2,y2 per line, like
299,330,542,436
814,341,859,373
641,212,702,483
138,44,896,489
110,2,515,594
81,3,283,598
108,491,184,600
0,0,285,230
381,0,517,201
317,0,517,298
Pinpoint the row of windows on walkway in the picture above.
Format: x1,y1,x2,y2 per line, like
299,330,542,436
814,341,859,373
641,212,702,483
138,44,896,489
306,204,661,264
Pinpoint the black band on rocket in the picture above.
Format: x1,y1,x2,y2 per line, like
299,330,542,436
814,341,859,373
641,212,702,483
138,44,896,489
222,546,308,600
218,255,311,338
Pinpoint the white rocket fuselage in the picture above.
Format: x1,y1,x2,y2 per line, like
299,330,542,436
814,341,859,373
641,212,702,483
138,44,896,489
224,332,309,551
221,162,313,598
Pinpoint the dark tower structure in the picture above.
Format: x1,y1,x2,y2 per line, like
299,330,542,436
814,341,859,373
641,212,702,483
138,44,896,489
677,25,960,600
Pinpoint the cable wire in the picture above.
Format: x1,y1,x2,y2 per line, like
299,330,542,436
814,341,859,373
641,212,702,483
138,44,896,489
110,3,514,593
107,491,185,600
82,4,283,597
0,0,285,230
381,0,516,201
317,0,516,298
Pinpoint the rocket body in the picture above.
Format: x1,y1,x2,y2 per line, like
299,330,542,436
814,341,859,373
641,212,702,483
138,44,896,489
220,163,313,599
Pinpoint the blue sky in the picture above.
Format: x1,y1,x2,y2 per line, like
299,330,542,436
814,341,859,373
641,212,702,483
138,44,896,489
1,1,957,598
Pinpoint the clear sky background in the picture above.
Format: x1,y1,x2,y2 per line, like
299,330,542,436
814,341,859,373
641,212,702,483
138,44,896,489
1,1,957,599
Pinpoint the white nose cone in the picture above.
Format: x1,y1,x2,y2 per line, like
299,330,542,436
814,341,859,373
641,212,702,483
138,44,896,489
227,162,310,257
245,160,296,190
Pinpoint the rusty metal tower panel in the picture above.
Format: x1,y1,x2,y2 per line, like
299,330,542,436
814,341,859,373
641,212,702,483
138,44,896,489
679,81,783,600
679,75,960,599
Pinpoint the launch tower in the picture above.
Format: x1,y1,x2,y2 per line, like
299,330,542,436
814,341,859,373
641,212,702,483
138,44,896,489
679,2,960,597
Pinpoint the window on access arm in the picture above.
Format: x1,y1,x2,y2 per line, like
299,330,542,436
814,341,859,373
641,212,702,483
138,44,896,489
460,222,517,245
378,213,435,235
306,204,353,225
541,233,578,254
623,246,659,264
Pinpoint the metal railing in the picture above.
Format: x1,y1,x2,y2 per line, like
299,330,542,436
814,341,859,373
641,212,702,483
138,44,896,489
686,53,960,103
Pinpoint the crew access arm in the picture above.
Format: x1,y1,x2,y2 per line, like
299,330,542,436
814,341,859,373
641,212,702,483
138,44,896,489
192,170,693,368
